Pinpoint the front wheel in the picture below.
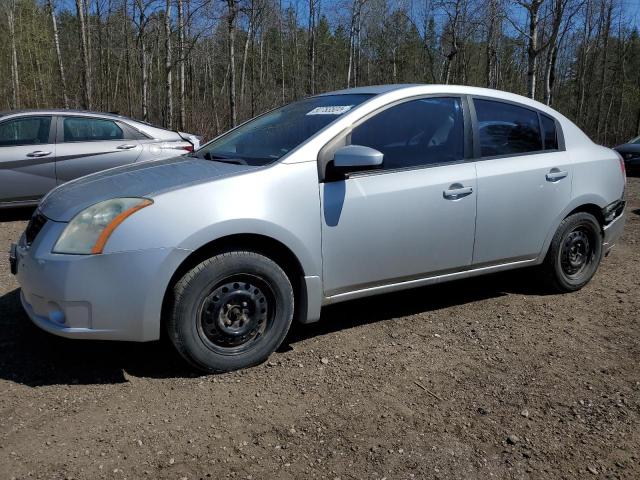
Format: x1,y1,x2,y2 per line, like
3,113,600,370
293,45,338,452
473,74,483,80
541,212,603,292
167,251,294,372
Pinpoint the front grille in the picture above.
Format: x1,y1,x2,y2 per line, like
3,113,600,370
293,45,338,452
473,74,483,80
25,212,47,246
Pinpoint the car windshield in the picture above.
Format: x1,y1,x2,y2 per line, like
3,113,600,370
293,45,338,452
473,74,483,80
631,135,640,144
193,94,374,166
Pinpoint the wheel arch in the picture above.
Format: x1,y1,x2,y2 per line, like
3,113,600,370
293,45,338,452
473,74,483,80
538,196,607,262
565,203,605,228
161,233,311,333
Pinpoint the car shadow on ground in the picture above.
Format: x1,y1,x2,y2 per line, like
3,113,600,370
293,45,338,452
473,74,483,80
282,269,547,348
0,207,35,222
0,269,549,387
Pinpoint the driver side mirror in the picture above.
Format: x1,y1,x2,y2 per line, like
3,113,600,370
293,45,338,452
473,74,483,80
327,145,384,180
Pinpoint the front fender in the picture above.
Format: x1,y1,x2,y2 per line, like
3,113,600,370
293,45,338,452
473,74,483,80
177,218,320,277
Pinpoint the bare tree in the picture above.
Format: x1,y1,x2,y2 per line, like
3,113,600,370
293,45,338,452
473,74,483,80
134,0,152,120
438,0,465,85
7,0,20,108
164,0,173,128
307,0,317,94
278,0,285,102
240,0,261,104
227,0,238,127
1,0,639,145
347,0,367,87
595,0,613,141
177,0,186,129
75,0,93,108
516,0,545,99
485,0,502,88
48,0,69,108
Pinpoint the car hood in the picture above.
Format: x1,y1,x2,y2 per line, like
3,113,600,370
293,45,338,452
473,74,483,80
39,156,256,221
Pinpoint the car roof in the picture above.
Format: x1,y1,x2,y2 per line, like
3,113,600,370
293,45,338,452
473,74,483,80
317,84,423,96
318,84,579,124
0,109,180,139
0,108,132,120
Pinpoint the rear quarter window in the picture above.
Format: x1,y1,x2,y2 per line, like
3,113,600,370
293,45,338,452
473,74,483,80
540,114,558,150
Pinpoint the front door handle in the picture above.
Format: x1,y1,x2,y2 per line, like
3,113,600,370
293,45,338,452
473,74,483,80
26,150,52,158
116,144,136,150
443,184,473,200
546,168,568,182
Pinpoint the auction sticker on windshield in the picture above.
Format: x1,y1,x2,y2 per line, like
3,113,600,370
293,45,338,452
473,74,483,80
306,106,353,115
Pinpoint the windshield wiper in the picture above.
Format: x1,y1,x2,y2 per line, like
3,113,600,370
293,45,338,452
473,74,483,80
201,152,248,165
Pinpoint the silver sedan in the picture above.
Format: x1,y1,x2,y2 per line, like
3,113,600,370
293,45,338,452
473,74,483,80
12,85,626,373
0,110,201,207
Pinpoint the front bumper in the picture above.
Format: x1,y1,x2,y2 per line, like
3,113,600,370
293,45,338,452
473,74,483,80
14,219,190,341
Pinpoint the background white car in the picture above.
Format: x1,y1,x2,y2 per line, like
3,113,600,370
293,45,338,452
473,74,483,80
0,109,201,208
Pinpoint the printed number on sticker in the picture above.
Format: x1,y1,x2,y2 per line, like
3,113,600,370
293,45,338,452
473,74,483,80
306,106,353,115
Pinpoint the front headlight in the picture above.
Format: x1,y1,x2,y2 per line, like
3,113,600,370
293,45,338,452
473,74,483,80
53,198,153,254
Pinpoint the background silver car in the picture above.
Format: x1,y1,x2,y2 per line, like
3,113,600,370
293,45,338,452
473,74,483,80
0,110,201,207
12,85,626,373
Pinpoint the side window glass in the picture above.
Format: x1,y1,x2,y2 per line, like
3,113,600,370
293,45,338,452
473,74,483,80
350,97,464,170
475,99,542,156
63,117,124,142
0,117,51,147
540,114,558,150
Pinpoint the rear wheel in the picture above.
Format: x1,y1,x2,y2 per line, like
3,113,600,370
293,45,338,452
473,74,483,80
541,212,603,292
167,251,294,372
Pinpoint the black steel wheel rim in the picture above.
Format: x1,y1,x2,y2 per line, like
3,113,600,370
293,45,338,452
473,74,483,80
560,226,593,278
196,274,275,355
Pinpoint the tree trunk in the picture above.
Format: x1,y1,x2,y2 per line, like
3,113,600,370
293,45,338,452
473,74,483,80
164,0,173,129
105,0,113,110
7,0,20,109
48,0,69,108
279,0,285,102
347,0,357,87
124,0,133,116
177,0,186,130
96,0,104,109
543,0,568,106
136,0,148,121
485,0,500,89
75,0,93,109
227,0,237,127
595,0,613,142
440,0,460,85
240,14,254,106
307,0,316,94
525,0,543,100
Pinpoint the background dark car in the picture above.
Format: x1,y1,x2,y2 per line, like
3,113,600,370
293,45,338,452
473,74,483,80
614,136,640,174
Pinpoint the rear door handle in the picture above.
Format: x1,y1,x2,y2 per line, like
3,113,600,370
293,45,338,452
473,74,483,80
546,168,568,182
116,144,136,150
443,185,473,200
26,150,52,157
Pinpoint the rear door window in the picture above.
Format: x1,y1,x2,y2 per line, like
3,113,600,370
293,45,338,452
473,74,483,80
0,117,52,146
474,99,542,157
62,117,124,142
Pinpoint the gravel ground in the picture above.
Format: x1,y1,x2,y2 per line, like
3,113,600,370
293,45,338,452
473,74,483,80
0,179,639,480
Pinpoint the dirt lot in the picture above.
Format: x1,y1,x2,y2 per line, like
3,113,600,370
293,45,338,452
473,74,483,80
0,179,639,480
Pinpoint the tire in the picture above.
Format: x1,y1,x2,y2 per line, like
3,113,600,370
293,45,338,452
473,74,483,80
541,212,603,293
167,251,294,373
